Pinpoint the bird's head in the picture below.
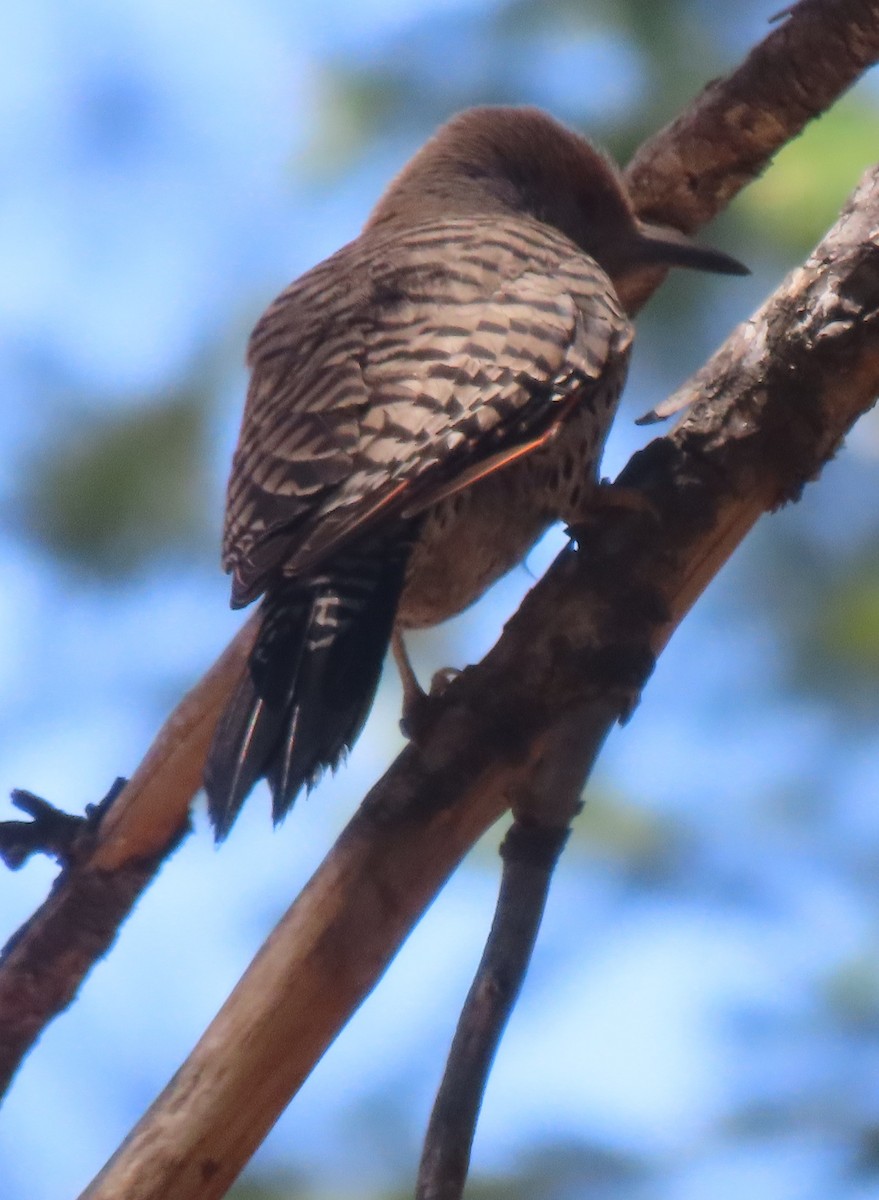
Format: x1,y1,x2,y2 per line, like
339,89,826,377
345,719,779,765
367,106,748,290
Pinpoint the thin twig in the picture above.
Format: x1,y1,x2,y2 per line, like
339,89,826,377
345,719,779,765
416,705,605,1200
416,820,571,1200
415,700,607,1195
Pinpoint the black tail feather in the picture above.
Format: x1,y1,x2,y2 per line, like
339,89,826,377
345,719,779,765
203,678,282,840
204,541,410,840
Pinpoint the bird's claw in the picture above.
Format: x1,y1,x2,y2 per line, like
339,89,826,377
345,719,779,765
566,479,659,549
429,666,461,697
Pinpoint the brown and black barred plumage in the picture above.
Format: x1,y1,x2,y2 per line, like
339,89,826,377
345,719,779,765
204,106,747,838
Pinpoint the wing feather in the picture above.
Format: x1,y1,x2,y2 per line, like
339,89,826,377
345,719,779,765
222,216,629,605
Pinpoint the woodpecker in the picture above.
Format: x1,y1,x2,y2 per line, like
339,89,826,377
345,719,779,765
204,106,747,838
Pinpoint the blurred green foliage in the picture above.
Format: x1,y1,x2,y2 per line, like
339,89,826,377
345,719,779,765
818,568,879,674
743,96,879,252
17,390,210,578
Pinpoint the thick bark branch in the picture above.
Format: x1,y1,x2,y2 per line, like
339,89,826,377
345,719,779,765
628,0,879,226
79,165,879,1200
620,0,879,310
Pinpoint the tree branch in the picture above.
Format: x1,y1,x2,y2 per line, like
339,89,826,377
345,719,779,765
416,708,590,1200
415,821,572,1200
79,160,879,1200
620,0,879,310
0,618,256,1092
416,55,879,1181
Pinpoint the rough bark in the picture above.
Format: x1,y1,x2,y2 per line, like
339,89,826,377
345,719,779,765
79,162,879,1200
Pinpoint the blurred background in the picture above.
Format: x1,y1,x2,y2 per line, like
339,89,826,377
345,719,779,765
2,1,879,1197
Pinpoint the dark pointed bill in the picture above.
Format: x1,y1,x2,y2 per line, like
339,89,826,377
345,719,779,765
637,221,750,277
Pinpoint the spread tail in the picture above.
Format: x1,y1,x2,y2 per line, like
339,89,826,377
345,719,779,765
204,543,409,840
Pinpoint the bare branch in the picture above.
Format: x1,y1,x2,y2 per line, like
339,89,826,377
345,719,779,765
0,618,256,1093
416,821,571,1200
414,116,879,1194
621,0,879,310
416,708,593,1200
79,162,879,1200
628,0,879,226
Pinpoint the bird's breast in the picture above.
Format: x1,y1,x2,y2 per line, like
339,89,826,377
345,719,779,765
396,393,615,629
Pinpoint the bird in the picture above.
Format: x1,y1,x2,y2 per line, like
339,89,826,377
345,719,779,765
203,105,748,839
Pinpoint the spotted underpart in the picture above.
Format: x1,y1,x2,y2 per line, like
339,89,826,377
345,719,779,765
398,378,626,628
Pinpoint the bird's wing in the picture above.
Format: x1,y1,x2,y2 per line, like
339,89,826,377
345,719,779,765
222,218,630,605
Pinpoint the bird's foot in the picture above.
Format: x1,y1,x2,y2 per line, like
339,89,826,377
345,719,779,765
429,666,461,697
392,630,459,744
593,478,657,518
566,479,658,548
0,777,126,870
608,478,655,511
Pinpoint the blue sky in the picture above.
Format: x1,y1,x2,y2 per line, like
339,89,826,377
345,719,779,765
2,2,879,1198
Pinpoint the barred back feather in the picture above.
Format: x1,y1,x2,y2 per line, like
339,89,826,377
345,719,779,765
204,105,746,837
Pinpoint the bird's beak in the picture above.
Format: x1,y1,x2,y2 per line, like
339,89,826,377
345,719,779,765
636,220,750,276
